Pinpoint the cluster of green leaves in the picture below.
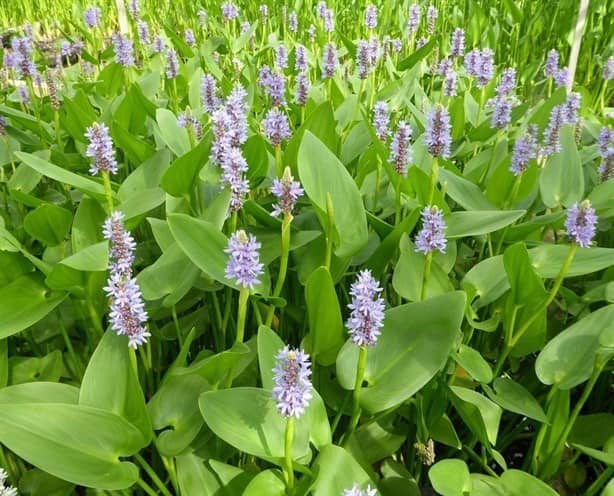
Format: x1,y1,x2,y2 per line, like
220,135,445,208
0,1,613,496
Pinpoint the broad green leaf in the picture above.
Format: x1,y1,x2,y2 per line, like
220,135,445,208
570,414,614,449
428,459,471,496
79,331,152,443
0,403,143,489
23,204,73,246
0,382,79,404
156,108,190,156
304,266,345,365
298,131,368,258
453,345,493,384
9,351,63,385
397,35,440,71
499,470,558,496
0,274,67,339
439,169,495,211
430,415,461,449
243,470,285,496
571,444,614,465
18,468,75,496
310,445,374,496
161,136,210,197
450,386,502,445
61,241,108,271
536,304,614,389
535,388,569,478
485,378,547,423
445,210,525,238
337,292,466,413
176,454,252,496
286,102,338,167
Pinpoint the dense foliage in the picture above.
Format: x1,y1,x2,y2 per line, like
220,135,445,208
0,1,613,495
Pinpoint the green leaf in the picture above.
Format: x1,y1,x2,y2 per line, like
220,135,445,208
304,266,345,365
243,470,285,496
0,274,67,339
155,109,190,156
0,382,79,404
0,403,143,489
571,444,614,465
79,331,152,443
23,204,73,246
59,90,97,142
310,445,374,496
445,210,525,238
176,455,252,496
61,241,108,271
15,152,110,202
439,169,495,211
298,131,368,258
9,351,63,385
337,292,466,413
161,135,210,196
536,304,614,389
428,459,471,496
453,345,493,384
499,470,558,496
450,386,502,445
430,415,461,449
397,35,440,71
485,378,547,423
570,414,614,449
539,126,584,208
18,468,75,496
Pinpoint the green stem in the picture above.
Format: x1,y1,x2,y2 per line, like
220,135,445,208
324,193,335,270
394,175,402,225
345,345,368,442
101,171,115,214
284,416,295,495
275,145,283,178
373,155,382,212
134,453,173,496
136,478,159,496
266,214,292,327
420,252,433,302
235,287,250,344
585,466,614,496
428,157,439,205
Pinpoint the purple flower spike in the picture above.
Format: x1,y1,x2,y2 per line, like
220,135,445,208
165,48,179,79
289,11,298,33
542,105,564,156
103,211,136,277
373,101,390,142
597,126,613,181
464,49,480,76
85,122,118,175
451,28,465,58
365,4,378,30
84,7,102,28
488,95,513,130
357,40,371,79
317,1,327,19
343,484,378,496
295,73,310,106
220,147,250,211
184,29,195,46
390,121,412,176
276,44,289,70
221,2,239,21
295,45,308,73
562,92,581,124
565,200,597,248
263,107,291,146
18,85,30,105
225,230,264,289
137,21,150,45
260,4,268,24
128,0,139,18
497,67,516,96
346,269,385,347
426,5,438,35
443,69,458,97
272,346,313,419
408,3,421,35
271,167,304,217
476,48,494,88
545,49,559,78
415,205,447,254
201,74,220,114
604,57,614,80
323,8,335,33
112,33,135,67
153,35,165,53
11,36,37,79
510,125,538,176
322,43,338,79
554,67,569,88
425,106,452,158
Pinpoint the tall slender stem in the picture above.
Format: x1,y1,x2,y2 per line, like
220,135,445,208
102,171,115,214
428,157,439,205
235,287,250,344
266,214,292,327
345,345,368,442
284,416,295,494
420,252,433,302
134,453,173,496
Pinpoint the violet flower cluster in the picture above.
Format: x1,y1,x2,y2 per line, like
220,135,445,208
542,93,581,156
544,49,569,88
365,4,378,30
390,121,413,176
85,122,118,175
84,6,102,28
425,106,452,158
221,2,239,21
565,200,597,248
289,11,298,33
225,230,264,289
112,34,135,67
276,44,289,70
295,73,310,106
415,205,447,254
426,5,438,35
597,126,613,181
450,28,465,58
372,101,390,142
295,45,308,73
464,48,494,88
166,48,179,79
346,269,385,347
200,74,220,114
263,107,291,146
103,211,150,348
322,43,338,79
259,66,286,106
271,167,304,217
604,57,614,80
439,58,457,97
272,346,313,419
510,125,538,176
10,36,37,79
408,3,421,35
137,21,150,45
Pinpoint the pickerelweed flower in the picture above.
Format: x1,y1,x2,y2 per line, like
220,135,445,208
221,2,239,21
390,121,412,176
240,21,251,36
295,45,308,73
496,67,516,96
295,73,310,106
391,38,403,53
276,44,289,70
438,58,453,77
373,101,390,142
542,104,564,156
61,40,72,57
368,37,380,66
46,70,60,110
554,67,569,88
220,146,250,211
0,468,18,496
85,122,118,175
322,43,338,79
201,74,220,114
597,126,613,181
72,40,84,56
323,8,335,33
128,0,139,18
317,1,327,19
357,40,371,79
425,106,452,158
289,11,298,33
343,484,378,496
103,211,150,348
225,230,264,289
415,205,447,254
545,49,559,78
263,107,291,146
271,167,304,217
137,20,150,45
165,48,179,78
260,68,286,107
153,35,165,53
308,24,316,42
464,48,480,76
451,28,465,57
84,6,102,28
346,269,385,347
604,56,614,80
198,9,207,26
565,200,597,248
488,95,513,129
11,36,37,79
510,125,538,175
476,48,494,88
365,4,378,30
225,84,249,146
177,110,203,140
426,5,438,35
272,346,313,419
184,29,195,46
259,4,268,24
408,3,421,35
112,33,135,67
562,92,581,124
442,68,458,96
